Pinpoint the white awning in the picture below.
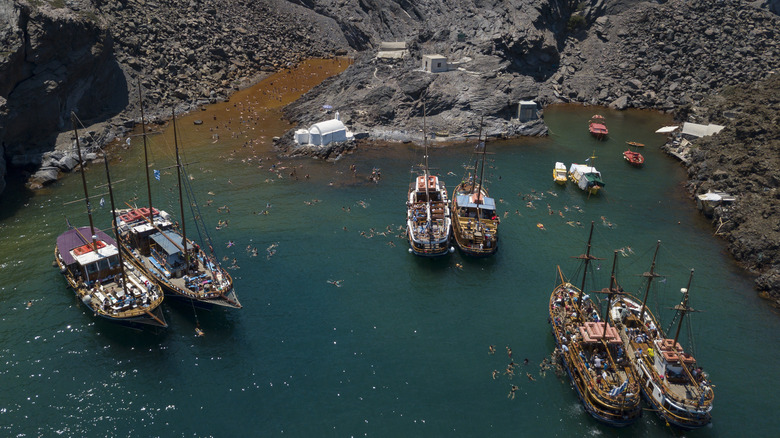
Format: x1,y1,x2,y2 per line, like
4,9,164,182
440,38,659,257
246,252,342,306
681,122,725,138
655,125,679,134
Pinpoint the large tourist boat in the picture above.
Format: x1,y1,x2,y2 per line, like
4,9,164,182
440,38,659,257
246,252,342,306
568,155,605,195
609,242,714,429
406,104,452,257
116,105,240,309
549,222,642,426
451,124,498,256
55,115,167,329
589,114,608,139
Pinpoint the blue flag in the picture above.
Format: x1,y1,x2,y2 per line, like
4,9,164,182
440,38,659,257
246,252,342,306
154,169,161,181
609,379,628,396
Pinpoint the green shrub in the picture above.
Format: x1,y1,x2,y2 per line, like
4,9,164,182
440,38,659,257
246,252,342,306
567,15,586,32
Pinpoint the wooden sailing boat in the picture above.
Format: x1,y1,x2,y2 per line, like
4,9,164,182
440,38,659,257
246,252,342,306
116,101,240,309
451,119,499,256
406,102,452,257
609,242,713,428
548,222,642,426
54,114,167,329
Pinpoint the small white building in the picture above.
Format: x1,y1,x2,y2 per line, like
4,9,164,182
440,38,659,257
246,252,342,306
517,101,538,122
295,114,354,147
422,54,448,73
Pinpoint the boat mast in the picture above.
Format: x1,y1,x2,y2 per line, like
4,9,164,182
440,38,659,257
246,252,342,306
474,118,487,225
422,101,433,242
469,116,484,195
100,149,130,299
172,109,189,270
577,221,597,305
71,113,98,252
638,240,662,321
602,250,620,325
672,269,695,347
139,83,154,222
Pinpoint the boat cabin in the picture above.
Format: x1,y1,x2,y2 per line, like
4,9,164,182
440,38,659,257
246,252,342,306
70,241,120,284
119,208,173,254
455,193,496,219
653,338,696,383
413,176,444,203
578,321,623,345
149,231,187,278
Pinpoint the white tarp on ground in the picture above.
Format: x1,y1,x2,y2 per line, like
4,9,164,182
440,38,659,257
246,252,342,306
655,125,680,134
681,122,725,138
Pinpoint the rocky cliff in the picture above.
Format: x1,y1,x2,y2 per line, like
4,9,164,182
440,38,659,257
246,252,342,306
0,0,126,191
678,75,780,307
1,0,780,301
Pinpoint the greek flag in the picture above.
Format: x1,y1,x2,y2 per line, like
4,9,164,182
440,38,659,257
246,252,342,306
154,169,161,181
609,379,628,396
585,157,591,163
99,197,105,207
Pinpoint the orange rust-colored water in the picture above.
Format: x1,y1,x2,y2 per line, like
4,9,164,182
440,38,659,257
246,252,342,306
126,58,351,159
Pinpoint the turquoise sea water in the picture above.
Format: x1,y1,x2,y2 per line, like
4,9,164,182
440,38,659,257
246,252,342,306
1,96,779,436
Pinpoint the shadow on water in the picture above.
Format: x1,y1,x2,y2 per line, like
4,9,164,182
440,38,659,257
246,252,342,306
0,169,35,221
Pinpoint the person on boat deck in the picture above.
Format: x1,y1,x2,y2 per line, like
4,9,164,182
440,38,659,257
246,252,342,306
635,348,643,359
593,356,604,369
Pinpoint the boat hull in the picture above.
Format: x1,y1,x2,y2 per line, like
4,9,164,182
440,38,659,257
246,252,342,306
623,151,645,167
54,239,167,329
158,281,242,309
610,296,713,429
637,368,712,429
407,234,452,257
451,186,498,257
557,348,641,427
116,209,241,310
407,175,452,257
550,281,642,427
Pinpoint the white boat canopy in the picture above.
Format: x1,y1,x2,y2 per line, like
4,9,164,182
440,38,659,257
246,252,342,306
456,194,496,210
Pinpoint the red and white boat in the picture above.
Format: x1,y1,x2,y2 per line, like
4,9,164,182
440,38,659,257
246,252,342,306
588,115,608,139
623,150,645,166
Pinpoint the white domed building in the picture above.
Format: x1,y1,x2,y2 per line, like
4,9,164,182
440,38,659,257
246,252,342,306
295,112,354,147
